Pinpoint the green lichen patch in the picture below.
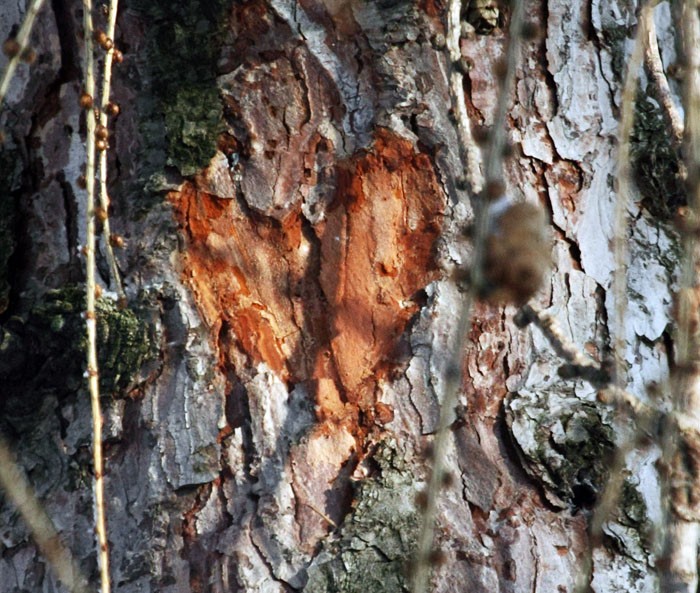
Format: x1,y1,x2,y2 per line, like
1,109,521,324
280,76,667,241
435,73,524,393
619,479,647,526
131,0,228,186
303,439,421,593
601,23,633,82
599,479,654,564
35,286,158,396
164,85,223,176
0,286,158,414
505,390,615,509
93,292,158,395
616,479,654,551
630,91,685,221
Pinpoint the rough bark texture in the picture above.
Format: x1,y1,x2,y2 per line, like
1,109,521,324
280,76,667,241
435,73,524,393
0,0,681,592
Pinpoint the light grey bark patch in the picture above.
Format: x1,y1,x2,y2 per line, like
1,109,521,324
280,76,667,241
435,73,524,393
244,366,316,587
269,0,373,149
146,288,223,490
303,439,420,593
505,388,615,509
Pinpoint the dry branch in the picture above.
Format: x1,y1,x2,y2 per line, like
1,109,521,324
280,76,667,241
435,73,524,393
0,438,88,593
82,0,111,591
97,0,125,303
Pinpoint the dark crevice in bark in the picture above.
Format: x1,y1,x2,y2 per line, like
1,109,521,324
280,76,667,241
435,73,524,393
182,483,213,593
56,170,82,283
3,0,84,311
50,0,82,84
585,0,619,111
462,70,484,125
594,282,614,364
662,327,676,376
1,192,25,320
248,527,296,591
540,1,559,116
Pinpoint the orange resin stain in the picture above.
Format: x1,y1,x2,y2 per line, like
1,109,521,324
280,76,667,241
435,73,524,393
169,127,444,432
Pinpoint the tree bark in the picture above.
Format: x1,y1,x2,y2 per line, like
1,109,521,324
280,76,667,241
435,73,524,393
0,0,681,592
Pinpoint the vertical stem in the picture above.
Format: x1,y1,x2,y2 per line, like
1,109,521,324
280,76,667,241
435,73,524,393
410,293,475,593
572,6,668,593
412,2,524,592
445,0,483,197
612,2,648,389
82,1,111,591
98,0,124,304
660,2,700,591
586,0,648,545
410,2,482,591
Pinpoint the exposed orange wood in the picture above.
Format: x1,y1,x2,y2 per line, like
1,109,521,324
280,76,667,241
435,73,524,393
169,128,444,438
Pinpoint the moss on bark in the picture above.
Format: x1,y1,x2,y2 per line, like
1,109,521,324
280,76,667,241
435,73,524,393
0,286,157,417
630,89,685,221
131,0,228,187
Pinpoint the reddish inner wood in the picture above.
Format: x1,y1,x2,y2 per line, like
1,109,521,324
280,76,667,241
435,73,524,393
169,127,444,439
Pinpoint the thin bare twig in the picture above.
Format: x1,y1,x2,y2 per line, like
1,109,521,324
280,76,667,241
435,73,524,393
612,0,647,389
576,8,653,592
0,437,88,593
660,1,700,589
640,3,684,146
411,3,525,591
97,0,125,304
444,0,483,196
515,303,611,388
578,6,650,585
0,0,45,109
82,1,111,591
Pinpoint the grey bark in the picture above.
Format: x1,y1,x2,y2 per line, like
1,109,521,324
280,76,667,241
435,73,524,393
0,0,680,592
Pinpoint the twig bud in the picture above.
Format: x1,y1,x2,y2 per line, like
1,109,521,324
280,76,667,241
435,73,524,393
485,179,505,201
2,38,20,57
105,101,120,117
428,549,447,566
431,33,446,49
20,47,36,63
95,124,109,140
79,92,94,109
493,58,508,81
520,22,538,40
455,57,473,74
94,29,108,47
480,201,550,304
95,206,108,222
473,125,490,145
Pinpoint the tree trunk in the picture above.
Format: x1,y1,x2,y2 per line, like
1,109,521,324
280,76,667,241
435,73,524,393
0,0,681,592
